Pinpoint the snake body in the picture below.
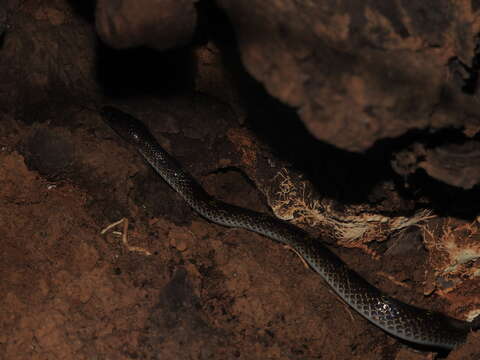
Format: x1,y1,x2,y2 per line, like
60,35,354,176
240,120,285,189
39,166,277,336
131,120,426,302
101,106,476,350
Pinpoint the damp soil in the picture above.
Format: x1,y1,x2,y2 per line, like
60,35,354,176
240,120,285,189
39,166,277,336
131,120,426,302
0,2,479,360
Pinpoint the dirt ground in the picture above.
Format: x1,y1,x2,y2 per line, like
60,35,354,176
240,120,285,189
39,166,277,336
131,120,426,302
0,1,479,360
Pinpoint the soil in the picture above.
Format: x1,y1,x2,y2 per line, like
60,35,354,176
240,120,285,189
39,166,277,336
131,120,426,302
0,1,479,360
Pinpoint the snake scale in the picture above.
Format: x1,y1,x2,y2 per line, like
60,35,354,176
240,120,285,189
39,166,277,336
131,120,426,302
101,106,477,350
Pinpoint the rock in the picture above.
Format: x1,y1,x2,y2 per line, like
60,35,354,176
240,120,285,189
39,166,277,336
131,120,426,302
95,0,197,51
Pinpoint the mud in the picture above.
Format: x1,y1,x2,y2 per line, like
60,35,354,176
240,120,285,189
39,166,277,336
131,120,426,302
0,1,479,360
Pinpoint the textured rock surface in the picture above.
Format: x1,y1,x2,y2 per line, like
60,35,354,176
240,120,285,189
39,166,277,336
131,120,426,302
216,0,480,151
95,0,197,50
392,141,480,189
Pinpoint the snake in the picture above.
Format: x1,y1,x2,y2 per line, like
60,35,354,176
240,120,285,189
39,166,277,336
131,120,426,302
101,105,477,350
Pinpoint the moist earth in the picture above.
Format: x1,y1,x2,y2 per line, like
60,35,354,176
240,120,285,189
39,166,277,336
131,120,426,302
0,1,479,360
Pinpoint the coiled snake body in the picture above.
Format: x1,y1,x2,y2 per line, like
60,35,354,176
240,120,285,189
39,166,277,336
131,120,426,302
102,106,476,350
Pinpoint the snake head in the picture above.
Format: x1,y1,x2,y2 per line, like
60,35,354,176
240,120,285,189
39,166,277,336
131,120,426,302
101,106,153,146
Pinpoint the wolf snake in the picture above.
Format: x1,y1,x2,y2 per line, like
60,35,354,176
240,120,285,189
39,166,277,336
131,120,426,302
101,106,477,350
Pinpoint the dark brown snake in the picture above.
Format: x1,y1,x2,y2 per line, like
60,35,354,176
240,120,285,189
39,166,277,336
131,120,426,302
101,106,477,350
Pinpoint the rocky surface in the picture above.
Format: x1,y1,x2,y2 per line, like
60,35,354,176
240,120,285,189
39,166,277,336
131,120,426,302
0,1,478,359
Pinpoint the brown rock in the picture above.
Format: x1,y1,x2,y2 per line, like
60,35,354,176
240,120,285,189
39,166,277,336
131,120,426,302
393,141,480,189
420,141,480,189
168,226,191,251
216,0,480,151
95,0,197,50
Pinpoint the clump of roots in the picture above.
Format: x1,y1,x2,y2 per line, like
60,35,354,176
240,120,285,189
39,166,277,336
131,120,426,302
268,169,433,249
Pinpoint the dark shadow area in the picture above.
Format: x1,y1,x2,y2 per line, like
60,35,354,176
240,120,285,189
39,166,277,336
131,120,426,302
397,166,480,218
391,127,480,219
196,1,388,204
0,29,5,45
195,0,233,46
0,3,8,45
245,90,393,205
95,43,196,99
65,0,197,100
66,0,96,23
447,33,480,95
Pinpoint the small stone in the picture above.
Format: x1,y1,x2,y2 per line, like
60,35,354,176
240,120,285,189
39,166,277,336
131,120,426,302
168,227,191,252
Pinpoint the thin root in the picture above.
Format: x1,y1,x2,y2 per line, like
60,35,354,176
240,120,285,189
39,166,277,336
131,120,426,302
284,244,310,270
100,218,126,235
101,217,152,256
